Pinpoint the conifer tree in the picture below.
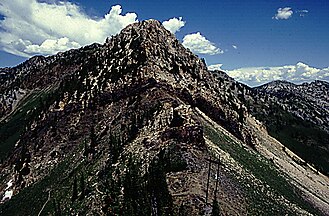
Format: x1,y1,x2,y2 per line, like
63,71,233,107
71,176,78,202
211,198,220,216
79,172,85,200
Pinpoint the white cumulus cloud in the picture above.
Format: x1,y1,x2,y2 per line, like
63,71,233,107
296,9,309,17
24,37,81,55
273,7,293,20
207,64,223,71
208,62,329,86
182,32,223,55
162,17,185,34
0,0,138,57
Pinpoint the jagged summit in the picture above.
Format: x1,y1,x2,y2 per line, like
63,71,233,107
103,18,208,82
117,19,173,40
254,77,329,133
301,79,329,88
105,18,182,55
258,79,329,90
256,80,295,90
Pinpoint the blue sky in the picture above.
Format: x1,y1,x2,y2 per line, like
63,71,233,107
0,0,328,86
105,0,329,69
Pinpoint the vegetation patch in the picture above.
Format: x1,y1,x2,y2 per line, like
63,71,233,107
201,120,321,215
0,89,57,160
251,104,329,176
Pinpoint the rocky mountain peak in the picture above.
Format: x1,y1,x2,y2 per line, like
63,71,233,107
106,19,207,77
257,80,295,91
254,79,329,133
119,19,172,40
108,19,177,50
104,19,177,56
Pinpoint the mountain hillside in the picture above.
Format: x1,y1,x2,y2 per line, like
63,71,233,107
1,20,328,215
202,73,329,177
249,80,329,176
256,80,329,132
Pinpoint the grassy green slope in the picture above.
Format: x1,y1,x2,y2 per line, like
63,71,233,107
0,91,42,160
0,88,58,161
199,116,322,215
0,141,89,216
251,104,329,176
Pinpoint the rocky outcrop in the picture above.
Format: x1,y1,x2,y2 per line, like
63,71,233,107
254,80,329,132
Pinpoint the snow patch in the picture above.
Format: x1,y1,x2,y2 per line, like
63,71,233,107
2,190,13,201
5,180,13,190
2,180,14,201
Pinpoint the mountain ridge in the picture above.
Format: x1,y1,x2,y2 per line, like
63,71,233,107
254,79,329,131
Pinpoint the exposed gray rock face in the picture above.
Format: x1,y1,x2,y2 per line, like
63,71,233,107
255,80,329,132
